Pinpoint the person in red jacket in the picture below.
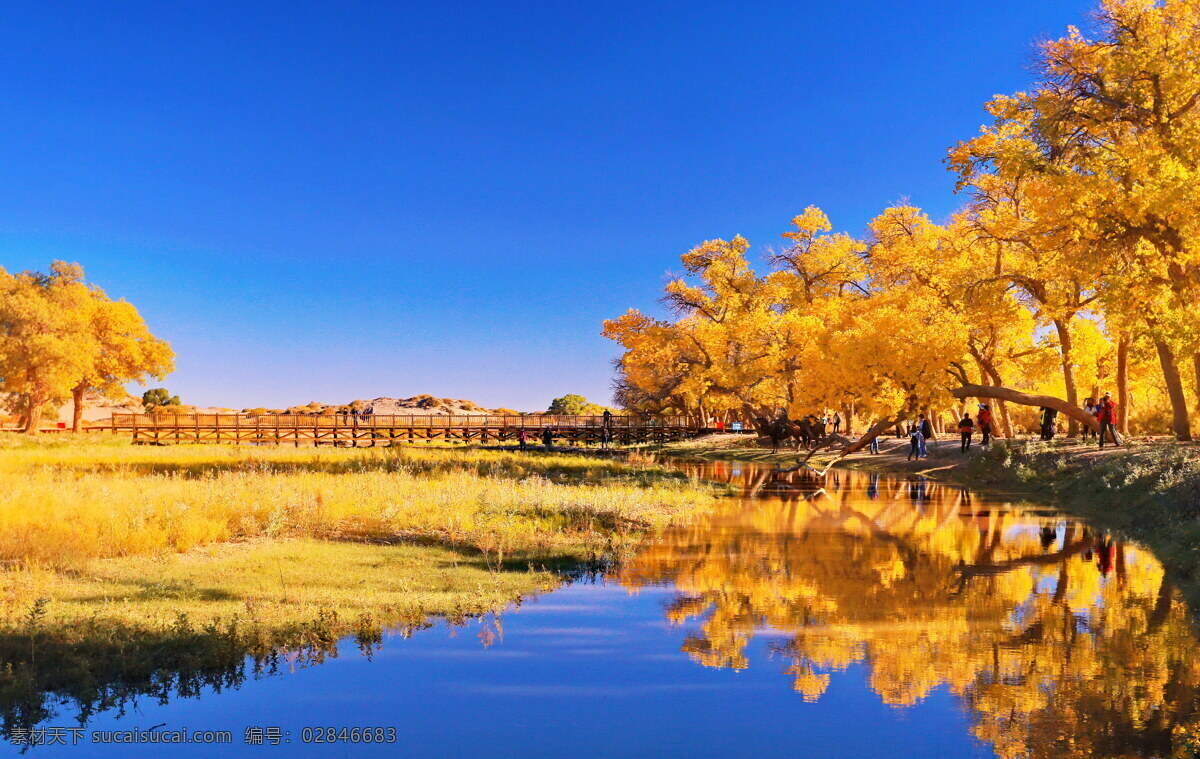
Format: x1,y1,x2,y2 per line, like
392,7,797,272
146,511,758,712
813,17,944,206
977,404,994,446
1096,393,1118,448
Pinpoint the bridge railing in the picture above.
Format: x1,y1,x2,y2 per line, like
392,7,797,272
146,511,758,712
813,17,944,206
109,413,748,430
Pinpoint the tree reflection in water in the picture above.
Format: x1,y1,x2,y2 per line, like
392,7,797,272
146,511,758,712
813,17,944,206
614,464,1200,759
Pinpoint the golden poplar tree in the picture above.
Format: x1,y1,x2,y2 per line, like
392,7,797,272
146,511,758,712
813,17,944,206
949,0,1200,439
0,262,173,433
0,263,97,432
70,287,175,432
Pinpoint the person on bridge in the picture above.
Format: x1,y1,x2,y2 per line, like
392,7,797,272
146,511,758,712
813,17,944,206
977,404,993,446
958,413,975,453
1097,393,1118,448
602,409,613,429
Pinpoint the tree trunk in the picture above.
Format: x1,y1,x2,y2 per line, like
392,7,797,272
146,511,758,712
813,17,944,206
1193,352,1200,413
71,384,86,433
1117,335,1130,434
1053,319,1080,436
949,384,1102,434
743,404,771,436
23,394,47,434
1154,338,1192,441
840,417,897,455
986,371,1012,439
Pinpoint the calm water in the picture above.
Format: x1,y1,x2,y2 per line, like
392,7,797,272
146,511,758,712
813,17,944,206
7,463,1198,758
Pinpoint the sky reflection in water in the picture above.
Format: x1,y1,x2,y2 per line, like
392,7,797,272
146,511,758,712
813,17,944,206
11,464,1197,759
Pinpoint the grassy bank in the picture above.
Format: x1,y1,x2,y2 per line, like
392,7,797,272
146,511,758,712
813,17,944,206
0,434,722,732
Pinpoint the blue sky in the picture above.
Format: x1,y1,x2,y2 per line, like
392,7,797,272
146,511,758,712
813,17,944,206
0,1,1091,411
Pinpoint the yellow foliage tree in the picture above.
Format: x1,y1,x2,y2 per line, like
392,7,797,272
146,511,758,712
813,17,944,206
0,262,173,433
0,263,97,432
949,0,1200,439
70,287,175,432
605,205,1113,453
609,3,1200,444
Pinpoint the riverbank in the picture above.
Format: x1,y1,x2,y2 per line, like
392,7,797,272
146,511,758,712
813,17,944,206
661,432,1200,609
0,433,724,731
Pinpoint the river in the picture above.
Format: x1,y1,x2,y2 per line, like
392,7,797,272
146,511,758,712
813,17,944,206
7,461,1197,758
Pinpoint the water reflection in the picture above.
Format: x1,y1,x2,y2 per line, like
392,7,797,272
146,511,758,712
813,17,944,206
616,464,1200,759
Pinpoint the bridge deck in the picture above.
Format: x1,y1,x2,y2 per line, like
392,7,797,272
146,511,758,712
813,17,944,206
109,414,749,446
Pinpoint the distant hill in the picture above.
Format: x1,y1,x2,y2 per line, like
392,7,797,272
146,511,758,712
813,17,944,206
47,393,525,425
360,395,493,415
265,395,521,416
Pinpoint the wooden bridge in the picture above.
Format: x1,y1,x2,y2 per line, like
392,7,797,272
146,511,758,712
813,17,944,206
110,414,748,447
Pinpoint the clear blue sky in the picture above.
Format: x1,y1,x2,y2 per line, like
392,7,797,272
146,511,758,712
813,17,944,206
0,1,1091,411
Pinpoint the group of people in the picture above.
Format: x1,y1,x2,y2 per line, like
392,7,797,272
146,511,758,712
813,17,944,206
902,404,996,460
1084,394,1119,447
516,410,616,452
955,403,995,453
906,414,934,461
1040,393,1118,447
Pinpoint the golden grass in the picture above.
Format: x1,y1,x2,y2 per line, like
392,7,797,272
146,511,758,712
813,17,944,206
0,434,718,567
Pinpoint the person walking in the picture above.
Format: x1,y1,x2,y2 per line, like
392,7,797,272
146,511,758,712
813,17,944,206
906,423,921,461
919,413,932,459
600,426,612,450
542,428,554,451
517,428,528,451
958,413,975,453
1039,407,1057,440
868,434,880,455
977,404,993,446
1096,393,1118,448
1082,398,1097,440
